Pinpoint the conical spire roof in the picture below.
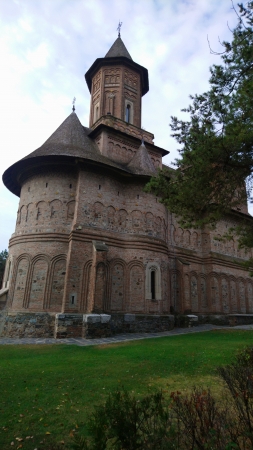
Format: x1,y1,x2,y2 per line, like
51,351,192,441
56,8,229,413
127,141,156,175
105,36,132,60
20,112,99,160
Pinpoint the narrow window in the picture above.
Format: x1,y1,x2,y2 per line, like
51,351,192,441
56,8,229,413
98,185,101,190
69,184,72,188
125,104,131,123
95,106,99,121
151,270,156,300
46,183,48,188
137,194,139,199
118,191,120,196
71,295,75,305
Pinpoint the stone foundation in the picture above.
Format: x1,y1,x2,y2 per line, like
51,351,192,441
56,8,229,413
0,312,55,338
228,314,253,326
177,314,253,327
2,311,253,338
199,314,253,326
0,312,175,339
55,314,84,339
55,313,175,339
110,313,174,334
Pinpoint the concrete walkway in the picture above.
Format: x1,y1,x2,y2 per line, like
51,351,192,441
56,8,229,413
0,324,252,346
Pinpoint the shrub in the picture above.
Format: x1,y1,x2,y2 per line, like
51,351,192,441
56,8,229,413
217,346,253,448
81,389,177,450
69,346,253,449
170,389,239,449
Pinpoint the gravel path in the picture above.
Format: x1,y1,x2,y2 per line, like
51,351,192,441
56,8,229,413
0,324,252,346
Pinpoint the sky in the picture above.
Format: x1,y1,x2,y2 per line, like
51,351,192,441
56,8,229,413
0,0,244,250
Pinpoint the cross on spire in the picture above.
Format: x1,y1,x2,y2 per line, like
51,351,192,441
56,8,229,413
117,21,122,37
72,97,76,112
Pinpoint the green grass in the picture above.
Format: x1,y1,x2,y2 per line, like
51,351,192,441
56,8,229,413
0,329,253,449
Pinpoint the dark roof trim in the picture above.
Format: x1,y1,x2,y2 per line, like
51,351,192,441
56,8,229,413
2,152,154,198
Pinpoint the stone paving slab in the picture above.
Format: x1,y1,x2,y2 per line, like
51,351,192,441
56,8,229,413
0,324,252,346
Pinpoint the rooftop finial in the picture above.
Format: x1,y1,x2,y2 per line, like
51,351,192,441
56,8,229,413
72,97,76,112
117,21,122,38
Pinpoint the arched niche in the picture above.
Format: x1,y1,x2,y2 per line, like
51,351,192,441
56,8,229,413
111,262,125,311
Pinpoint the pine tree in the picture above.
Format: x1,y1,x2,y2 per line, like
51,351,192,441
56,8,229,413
146,2,253,251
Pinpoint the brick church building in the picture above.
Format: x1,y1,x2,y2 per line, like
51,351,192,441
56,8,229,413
1,35,253,337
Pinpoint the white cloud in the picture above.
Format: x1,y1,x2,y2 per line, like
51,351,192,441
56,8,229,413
0,0,248,249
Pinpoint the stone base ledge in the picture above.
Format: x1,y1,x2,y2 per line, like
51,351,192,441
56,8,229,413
83,314,111,323
228,314,253,326
0,312,175,339
0,312,55,338
183,314,253,327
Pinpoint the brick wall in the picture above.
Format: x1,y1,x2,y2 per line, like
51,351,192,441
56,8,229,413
89,65,142,128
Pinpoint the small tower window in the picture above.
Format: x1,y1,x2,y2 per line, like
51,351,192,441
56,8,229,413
125,104,131,123
98,185,101,190
93,102,100,124
46,183,48,188
69,184,72,188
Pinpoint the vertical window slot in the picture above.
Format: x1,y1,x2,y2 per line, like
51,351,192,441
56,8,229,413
126,104,131,123
151,270,156,300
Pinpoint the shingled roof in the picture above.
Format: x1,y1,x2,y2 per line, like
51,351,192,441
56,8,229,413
127,141,156,176
105,36,132,59
22,112,100,160
3,112,155,197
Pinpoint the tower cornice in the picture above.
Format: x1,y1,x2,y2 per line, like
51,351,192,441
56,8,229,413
85,56,149,96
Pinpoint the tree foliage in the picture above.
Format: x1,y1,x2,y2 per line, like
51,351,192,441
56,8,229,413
146,2,253,249
0,249,8,287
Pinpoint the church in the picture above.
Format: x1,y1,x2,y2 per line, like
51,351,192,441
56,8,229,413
1,34,253,338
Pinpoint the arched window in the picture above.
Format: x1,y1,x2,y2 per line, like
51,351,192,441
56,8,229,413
125,104,131,123
145,262,162,301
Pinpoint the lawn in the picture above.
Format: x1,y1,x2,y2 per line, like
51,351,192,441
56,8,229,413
0,329,253,449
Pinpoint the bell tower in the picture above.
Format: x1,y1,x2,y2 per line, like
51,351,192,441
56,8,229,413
85,35,149,130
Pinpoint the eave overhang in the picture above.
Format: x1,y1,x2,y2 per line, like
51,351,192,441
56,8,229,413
88,122,169,157
2,152,155,198
85,56,149,96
